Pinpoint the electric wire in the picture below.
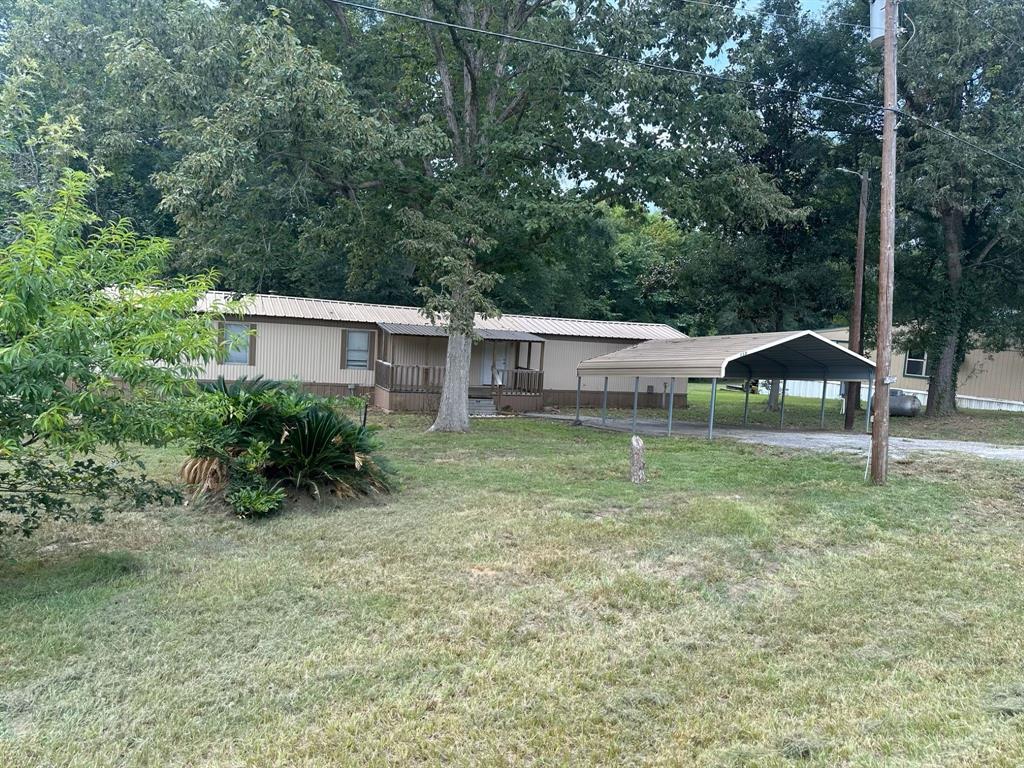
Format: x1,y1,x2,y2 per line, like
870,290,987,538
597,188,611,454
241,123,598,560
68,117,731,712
329,0,1024,172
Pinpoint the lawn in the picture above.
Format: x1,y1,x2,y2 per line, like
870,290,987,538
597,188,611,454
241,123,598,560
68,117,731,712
2,417,1024,766
583,382,1024,445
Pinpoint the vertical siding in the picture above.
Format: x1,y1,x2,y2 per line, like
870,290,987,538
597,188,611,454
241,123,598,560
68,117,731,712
889,347,1024,404
390,336,448,367
200,322,694,398
199,320,374,387
957,348,1024,402
539,337,688,395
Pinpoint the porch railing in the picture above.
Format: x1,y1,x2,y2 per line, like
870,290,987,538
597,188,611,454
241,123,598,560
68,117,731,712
375,361,544,395
499,368,544,395
374,360,446,393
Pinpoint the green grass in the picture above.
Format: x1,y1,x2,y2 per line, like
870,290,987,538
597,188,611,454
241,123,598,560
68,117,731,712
3,417,1024,766
583,382,1024,445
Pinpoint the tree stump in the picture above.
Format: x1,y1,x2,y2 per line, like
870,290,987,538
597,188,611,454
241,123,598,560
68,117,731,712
630,435,646,484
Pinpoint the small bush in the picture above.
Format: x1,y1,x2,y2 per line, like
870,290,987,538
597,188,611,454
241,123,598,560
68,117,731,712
185,379,391,517
225,482,286,518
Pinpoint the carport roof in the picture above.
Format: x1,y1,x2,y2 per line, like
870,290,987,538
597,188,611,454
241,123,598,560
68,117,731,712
577,330,875,381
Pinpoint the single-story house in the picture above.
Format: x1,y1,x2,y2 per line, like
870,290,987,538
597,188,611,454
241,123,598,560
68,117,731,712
196,292,687,413
784,327,1024,412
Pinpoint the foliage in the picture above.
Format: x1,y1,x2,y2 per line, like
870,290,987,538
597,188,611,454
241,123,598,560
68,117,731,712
0,454,178,537
188,381,391,516
152,11,443,295
880,0,1024,413
224,481,286,519
0,169,229,536
275,408,390,499
223,440,285,518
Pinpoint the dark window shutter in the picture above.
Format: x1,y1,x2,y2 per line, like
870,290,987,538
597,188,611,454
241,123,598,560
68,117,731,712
247,323,257,366
340,330,348,369
368,331,377,369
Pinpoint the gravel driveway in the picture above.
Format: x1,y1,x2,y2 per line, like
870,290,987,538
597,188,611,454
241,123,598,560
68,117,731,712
529,413,1024,462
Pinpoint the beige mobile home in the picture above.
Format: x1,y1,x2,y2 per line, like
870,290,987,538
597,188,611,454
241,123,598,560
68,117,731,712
197,292,687,413
784,327,1024,412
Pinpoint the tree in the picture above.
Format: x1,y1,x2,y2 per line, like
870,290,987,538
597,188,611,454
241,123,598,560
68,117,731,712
658,1,875,411
397,194,500,432
0,169,229,536
885,0,1024,415
151,11,443,296
316,0,797,429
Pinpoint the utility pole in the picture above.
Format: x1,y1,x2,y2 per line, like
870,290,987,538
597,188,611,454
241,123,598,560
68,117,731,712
871,0,898,484
843,168,869,431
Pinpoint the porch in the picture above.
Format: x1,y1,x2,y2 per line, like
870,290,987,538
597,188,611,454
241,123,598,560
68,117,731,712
373,325,546,413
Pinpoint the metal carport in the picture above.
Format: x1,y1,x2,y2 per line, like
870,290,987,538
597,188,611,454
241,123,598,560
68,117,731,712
574,330,876,438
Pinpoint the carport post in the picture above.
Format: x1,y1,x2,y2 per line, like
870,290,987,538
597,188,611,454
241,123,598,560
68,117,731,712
779,379,787,429
742,380,751,426
708,378,718,440
631,376,640,432
819,380,828,429
601,377,609,425
667,377,676,436
865,377,873,433
574,376,582,425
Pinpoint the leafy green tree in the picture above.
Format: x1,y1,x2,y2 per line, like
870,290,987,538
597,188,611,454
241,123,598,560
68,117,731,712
664,2,871,337
883,0,1024,414
0,169,229,536
314,0,798,429
396,192,500,432
152,11,443,296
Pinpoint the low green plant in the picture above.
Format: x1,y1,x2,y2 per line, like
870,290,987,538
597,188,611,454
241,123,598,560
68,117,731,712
275,407,390,499
186,384,391,516
222,441,286,518
225,482,286,519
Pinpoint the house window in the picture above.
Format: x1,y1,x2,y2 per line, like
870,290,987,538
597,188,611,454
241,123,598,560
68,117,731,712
222,322,252,365
344,330,371,369
904,350,929,378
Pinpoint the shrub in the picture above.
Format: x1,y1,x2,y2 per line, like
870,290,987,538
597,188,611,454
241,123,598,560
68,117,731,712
185,380,391,516
275,407,390,499
0,169,235,537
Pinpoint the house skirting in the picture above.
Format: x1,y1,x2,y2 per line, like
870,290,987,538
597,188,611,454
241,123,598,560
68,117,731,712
373,388,682,413
198,380,374,399
542,389,688,410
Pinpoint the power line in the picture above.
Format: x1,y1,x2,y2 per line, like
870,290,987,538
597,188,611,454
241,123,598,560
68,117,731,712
896,111,1024,172
329,0,1024,172
330,0,883,111
943,0,1024,56
674,0,872,31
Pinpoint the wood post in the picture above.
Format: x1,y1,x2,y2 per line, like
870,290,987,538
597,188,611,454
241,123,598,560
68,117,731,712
779,380,787,429
708,377,718,440
871,0,898,484
667,377,675,436
630,435,646,484
845,169,870,431
866,377,873,433
631,377,640,432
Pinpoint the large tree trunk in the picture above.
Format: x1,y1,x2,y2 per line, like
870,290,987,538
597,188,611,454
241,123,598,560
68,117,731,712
925,208,964,416
429,332,472,432
765,378,781,411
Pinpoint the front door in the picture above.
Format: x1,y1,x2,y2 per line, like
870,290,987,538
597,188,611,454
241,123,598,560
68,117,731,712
480,342,509,385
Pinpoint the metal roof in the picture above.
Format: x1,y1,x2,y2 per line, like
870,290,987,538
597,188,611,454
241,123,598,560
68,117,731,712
577,330,876,381
377,322,544,342
199,292,683,341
